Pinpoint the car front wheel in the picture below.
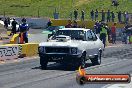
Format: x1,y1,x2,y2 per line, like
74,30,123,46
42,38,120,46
40,57,48,70
75,53,86,69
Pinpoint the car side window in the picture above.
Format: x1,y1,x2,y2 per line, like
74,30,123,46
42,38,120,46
87,30,93,41
91,31,97,41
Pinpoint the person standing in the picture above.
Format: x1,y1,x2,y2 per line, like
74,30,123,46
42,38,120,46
73,20,78,28
100,23,108,48
81,10,85,21
4,18,8,29
107,10,111,22
65,20,73,28
19,18,29,43
95,9,98,21
11,18,18,35
125,12,129,24
105,23,110,43
7,17,10,25
111,11,115,22
90,10,94,21
101,10,105,22
111,23,117,44
74,9,78,20
118,11,122,22
94,21,99,34
47,19,52,28
123,11,126,23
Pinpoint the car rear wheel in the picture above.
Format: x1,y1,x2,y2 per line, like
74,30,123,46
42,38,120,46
40,57,48,70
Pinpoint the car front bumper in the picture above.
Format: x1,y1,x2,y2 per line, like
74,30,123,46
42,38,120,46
39,53,82,62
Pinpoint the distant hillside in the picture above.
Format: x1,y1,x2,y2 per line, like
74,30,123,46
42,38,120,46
0,0,131,21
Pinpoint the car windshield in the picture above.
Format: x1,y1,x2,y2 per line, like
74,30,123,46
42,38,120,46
53,30,85,40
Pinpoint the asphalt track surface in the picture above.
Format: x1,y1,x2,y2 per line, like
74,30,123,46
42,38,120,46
0,44,132,88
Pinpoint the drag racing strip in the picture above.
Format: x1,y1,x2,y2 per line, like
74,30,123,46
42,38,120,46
0,45,132,88
4,58,132,88
0,57,131,88
85,58,132,74
0,68,74,88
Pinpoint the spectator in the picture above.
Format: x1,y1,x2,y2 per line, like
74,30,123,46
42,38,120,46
95,9,98,21
111,23,117,44
4,18,8,29
94,21,99,34
123,11,126,23
19,18,29,43
94,23,97,33
105,23,111,42
65,20,72,28
101,10,105,22
81,10,85,21
118,11,122,22
73,20,78,28
10,18,18,36
7,17,10,25
107,10,111,22
100,23,108,48
111,11,115,22
74,9,78,20
112,0,119,7
98,21,102,34
47,19,52,28
125,12,129,24
90,10,94,21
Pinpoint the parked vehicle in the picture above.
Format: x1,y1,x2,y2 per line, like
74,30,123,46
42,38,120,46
42,26,65,34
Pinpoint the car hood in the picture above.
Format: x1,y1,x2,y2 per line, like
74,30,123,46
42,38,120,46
39,40,82,47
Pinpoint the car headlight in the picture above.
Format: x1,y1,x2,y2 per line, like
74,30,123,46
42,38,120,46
71,47,77,54
38,46,44,53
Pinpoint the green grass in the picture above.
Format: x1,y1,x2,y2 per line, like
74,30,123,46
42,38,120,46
0,0,131,21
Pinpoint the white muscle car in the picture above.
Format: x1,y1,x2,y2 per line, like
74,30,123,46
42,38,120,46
38,28,104,69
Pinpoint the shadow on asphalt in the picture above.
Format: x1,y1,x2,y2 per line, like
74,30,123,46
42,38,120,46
32,62,93,71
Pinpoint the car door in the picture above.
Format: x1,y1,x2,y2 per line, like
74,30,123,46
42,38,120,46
85,30,95,57
90,30,99,55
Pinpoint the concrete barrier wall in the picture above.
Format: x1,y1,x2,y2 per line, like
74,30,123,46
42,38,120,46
51,19,125,29
8,43,39,57
0,43,39,61
0,45,19,60
12,17,49,29
18,43,39,57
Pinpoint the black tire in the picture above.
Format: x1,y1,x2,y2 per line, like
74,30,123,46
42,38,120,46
91,51,102,65
40,57,48,70
79,77,86,85
75,53,86,69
